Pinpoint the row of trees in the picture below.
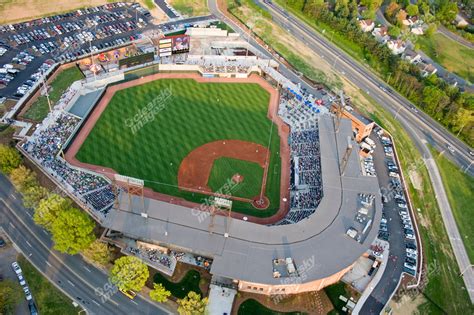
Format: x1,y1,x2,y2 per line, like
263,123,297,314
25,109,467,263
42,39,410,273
109,256,207,314
283,1,473,146
0,144,111,260
0,280,23,314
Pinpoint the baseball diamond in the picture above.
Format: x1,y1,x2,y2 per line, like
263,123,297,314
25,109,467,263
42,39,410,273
69,73,288,217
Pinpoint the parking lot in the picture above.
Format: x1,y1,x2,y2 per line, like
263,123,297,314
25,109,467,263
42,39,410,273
0,2,153,100
362,127,420,309
0,233,31,315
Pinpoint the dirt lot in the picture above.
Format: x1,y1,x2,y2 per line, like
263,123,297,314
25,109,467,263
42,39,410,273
0,0,168,24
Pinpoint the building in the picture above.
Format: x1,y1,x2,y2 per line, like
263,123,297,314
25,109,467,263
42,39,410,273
419,62,438,77
387,39,406,55
359,19,375,32
372,26,390,44
403,49,421,64
331,104,375,143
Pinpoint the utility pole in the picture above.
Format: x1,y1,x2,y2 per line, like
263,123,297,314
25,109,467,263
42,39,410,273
41,70,53,112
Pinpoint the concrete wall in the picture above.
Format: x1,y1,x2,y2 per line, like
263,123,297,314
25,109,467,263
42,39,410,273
237,263,354,296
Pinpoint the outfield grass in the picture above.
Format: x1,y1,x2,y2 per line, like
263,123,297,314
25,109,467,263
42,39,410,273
238,299,306,315
24,66,84,121
168,0,208,16
76,79,281,217
208,157,263,199
17,255,79,315
153,270,202,299
417,33,474,83
431,148,474,262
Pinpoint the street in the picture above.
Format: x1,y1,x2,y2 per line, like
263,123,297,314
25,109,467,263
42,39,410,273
0,174,172,315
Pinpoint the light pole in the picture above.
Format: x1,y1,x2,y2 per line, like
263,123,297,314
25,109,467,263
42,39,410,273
41,70,53,113
459,264,473,276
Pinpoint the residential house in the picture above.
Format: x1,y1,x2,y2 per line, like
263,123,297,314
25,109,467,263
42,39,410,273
403,49,421,64
418,62,438,77
387,39,406,55
411,26,424,35
359,19,375,32
454,14,469,28
403,16,419,27
372,26,390,44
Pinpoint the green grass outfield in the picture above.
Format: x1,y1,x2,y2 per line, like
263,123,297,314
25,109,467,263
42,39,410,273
208,157,263,199
24,66,84,121
76,78,281,217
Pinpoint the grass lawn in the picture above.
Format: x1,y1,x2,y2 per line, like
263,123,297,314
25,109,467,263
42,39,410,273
17,255,79,315
24,66,84,121
208,157,263,199
238,299,306,315
324,282,347,313
417,33,474,83
431,148,474,262
168,0,208,16
76,78,281,217
153,270,202,299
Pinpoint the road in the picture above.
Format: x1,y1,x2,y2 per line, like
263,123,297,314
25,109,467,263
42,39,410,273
207,0,474,310
255,1,473,176
0,174,172,315
438,25,474,49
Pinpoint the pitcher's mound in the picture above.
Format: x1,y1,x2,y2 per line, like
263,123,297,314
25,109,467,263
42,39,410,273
232,173,244,184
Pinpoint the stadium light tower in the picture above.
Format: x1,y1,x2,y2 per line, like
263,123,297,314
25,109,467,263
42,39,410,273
340,136,353,176
40,70,53,113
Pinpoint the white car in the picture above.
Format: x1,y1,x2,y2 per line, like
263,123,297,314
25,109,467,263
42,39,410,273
17,274,26,286
23,286,32,301
406,233,416,240
406,251,417,259
406,248,418,255
11,262,22,275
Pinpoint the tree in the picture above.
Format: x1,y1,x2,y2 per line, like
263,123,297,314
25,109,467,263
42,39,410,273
10,165,37,192
388,26,401,38
385,1,400,20
149,283,171,303
33,194,71,230
177,291,208,315
406,4,419,16
82,240,112,266
22,185,48,209
396,9,408,25
425,23,438,37
110,256,149,292
436,1,458,23
51,207,96,255
0,279,23,314
0,144,21,175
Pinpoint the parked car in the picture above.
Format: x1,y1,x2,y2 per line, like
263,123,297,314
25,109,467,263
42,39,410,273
23,286,33,301
11,262,22,275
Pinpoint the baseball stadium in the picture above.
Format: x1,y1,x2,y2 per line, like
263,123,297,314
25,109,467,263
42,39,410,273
19,31,381,297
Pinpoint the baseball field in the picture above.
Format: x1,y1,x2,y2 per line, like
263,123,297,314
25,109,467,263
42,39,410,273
74,77,283,217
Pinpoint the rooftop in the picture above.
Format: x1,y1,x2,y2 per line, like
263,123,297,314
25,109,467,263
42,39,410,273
102,115,382,285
